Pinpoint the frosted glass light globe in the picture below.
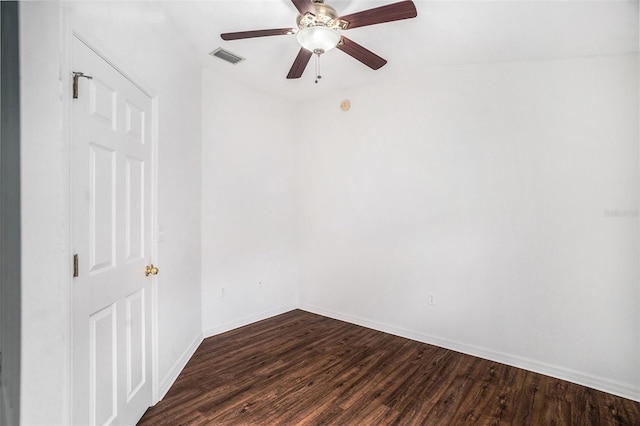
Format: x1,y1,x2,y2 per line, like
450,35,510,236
296,26,341,53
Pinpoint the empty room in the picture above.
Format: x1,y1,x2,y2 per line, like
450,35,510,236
4,0,640,424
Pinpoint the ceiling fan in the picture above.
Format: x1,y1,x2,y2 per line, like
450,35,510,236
220,0,418,81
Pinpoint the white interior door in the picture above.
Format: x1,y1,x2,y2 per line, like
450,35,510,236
71,36,154,426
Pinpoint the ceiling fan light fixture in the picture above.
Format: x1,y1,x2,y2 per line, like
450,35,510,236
296,26,341,54
220,0,418,80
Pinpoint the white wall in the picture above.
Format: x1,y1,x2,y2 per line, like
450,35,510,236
297,54,640,400
200,69,299,335
19,1,203,423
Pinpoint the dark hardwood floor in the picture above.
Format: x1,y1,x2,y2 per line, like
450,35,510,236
139,310,640,425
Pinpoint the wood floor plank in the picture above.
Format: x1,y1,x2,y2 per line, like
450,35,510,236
139,310,640,425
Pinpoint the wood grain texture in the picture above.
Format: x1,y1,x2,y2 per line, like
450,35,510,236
220,29,293,41
340,1,418,30
337,37,387,70
291,0,316,16
286,48,312,79
139,310,640,425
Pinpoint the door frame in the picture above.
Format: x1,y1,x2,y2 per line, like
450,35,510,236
62,14,160,423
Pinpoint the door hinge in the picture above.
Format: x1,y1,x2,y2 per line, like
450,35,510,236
73,254,79,278
72,71,93,99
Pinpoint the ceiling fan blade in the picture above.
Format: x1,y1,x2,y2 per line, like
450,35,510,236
337,36,387,70
286,48,313,79
221,28,293,41
291,0,316,16
339,1,417,30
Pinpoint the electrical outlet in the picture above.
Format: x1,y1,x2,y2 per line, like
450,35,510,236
221,287,226,298
428,293,436,305
258,281,263,288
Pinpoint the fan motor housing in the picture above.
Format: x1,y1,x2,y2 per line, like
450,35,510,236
312,1,338,19
297,1,347,30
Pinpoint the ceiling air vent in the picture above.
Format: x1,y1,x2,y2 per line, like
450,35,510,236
209,48,245,65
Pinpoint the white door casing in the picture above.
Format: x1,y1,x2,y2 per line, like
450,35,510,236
71,36,155,426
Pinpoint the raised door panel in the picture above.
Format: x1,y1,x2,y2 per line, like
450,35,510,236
125,156,145,262
125,101,145,145
89,304,118,426
89,143,116,274
125,289,146,402
90,78,117,130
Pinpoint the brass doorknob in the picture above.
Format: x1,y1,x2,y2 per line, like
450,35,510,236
145,264,159,276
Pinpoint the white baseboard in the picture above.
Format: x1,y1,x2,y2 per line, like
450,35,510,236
159,303,639,405
203,304,297,339
1,386,15,426
300,303,640,403
157,332,203,403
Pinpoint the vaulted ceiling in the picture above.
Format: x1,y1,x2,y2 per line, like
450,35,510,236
162,0,639,100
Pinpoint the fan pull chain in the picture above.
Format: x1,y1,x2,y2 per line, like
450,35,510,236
315,52,322,84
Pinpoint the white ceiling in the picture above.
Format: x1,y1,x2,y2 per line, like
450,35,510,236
162,0,639,100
